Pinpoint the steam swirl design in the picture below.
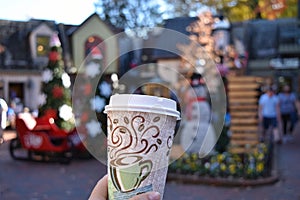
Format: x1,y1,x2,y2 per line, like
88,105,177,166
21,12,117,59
108,113,164,167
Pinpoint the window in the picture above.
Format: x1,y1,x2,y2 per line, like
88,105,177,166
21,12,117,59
36,35,50,57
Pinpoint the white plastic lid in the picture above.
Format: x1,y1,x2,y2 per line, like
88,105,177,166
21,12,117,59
104,94,180,120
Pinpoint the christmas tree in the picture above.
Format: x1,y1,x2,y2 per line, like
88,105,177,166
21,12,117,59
39,33,74,131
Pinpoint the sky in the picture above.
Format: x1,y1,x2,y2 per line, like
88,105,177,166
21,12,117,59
0,0,97,25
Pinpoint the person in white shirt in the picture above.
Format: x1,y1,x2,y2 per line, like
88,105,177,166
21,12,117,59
0,98,8,143
258,86,282,143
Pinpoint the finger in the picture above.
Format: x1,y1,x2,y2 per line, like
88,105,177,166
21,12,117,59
130,191,161,200
88,175,108,200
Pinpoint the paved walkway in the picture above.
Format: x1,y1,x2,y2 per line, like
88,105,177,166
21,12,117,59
164,121,300,200
0,122,300,200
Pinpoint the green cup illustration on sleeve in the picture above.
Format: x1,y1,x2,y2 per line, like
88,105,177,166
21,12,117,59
105,94,180,200
110,155,153,192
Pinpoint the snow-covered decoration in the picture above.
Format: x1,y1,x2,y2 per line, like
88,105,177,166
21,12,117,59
180,74,217,157
42,69,53,83
86,119,101,137
71,41,112,143
90,96,106,112
61,72,71,88
85,61,101,78
98,81,112,98
59,104,73,121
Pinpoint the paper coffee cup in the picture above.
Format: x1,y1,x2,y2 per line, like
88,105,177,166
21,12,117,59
104,94,180,200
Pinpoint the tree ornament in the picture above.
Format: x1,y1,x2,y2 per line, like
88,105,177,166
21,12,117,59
52,85,64,98
59,104,73,121
61,72,71,88
49,51,60,62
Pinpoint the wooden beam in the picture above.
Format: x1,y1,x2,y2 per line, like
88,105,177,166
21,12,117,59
229,147,256,154
230,125,258,131
230,140,259,145
230,104,258,110
228,83,260,90
231,118,258,124
230,112,257,118
228,91,260,98
227,76,263,82
229,98,258,104
231,133,259,140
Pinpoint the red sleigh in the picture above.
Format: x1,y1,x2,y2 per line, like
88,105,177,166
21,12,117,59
9,110,85,164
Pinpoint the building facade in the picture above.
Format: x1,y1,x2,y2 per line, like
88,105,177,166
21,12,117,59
233,18,300,92
1,14,299,113
0,14,120,112
0,19,58,110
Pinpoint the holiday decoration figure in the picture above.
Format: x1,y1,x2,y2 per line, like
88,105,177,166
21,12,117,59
177,11,239,156
71,42,113,159
180,73,216,157
74,45,112,138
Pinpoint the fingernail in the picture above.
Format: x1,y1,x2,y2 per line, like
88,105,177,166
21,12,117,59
148,192,160,200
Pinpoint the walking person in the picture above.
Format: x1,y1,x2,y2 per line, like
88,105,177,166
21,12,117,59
278,85,298,142
258,85,282,143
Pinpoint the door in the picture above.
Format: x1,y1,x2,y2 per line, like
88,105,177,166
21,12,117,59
9,82,24,113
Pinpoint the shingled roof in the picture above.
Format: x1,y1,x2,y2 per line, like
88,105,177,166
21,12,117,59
69,13,123,35
0,19,57,68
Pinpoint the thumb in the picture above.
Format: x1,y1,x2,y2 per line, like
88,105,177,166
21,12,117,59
130,191,161,200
